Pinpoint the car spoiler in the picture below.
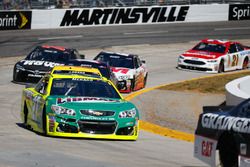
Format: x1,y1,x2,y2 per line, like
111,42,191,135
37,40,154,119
202,106,235,113
243,45,250,49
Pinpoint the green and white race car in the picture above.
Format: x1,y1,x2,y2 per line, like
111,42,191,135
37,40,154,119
21,66,139,140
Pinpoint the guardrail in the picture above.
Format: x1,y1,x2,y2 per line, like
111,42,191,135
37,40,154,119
226,75,250,106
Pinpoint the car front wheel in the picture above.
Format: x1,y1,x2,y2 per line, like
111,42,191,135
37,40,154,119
218,60,225,73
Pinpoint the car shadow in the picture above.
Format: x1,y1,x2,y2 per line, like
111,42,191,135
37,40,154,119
16,122,136,142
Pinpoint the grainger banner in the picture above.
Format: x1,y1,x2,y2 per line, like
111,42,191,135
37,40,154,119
0,11,32,30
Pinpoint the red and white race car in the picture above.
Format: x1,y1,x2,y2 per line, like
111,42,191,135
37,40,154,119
177,39,250,73
94,51,148,93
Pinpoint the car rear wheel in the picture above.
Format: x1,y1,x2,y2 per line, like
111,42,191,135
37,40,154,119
218,60,224,73
218,133,238,167
13,68,20,82
242,57,249,69
42,106,47,136
143,74,148,88
23,102,28,125
130,78,135,92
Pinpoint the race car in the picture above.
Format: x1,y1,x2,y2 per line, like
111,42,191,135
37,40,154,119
94,51,148,93
13,45,85,83
20,66,139,140
177,39,250,73
194,98,250,166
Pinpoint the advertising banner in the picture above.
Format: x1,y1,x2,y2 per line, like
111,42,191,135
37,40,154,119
229,4,250,20
31,5,229,29
0,11,32,30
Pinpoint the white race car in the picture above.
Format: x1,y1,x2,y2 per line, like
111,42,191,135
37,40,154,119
177,39,250,73
94,51,148,93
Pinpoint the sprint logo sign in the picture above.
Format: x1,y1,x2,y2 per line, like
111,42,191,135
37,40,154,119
0,11,32,30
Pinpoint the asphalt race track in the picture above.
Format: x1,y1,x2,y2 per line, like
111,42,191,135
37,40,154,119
0,21,250,167
1,21,250,57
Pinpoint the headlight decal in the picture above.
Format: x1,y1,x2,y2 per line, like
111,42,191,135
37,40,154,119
51,105,76,116
119,108,137,118
179,55,185,59
16,64,25,71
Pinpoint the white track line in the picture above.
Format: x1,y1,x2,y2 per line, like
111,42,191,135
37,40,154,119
38,35,83,41
214,27,250,31
123,31,168,35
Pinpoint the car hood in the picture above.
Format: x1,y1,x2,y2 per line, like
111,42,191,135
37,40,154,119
16,60,65,71
182,50,224,59
47,96,136,113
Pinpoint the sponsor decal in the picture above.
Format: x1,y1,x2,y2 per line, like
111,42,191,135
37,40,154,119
202,140,213,157
60,6,190,27
49,116,55,132
201,113,250,134
27,74,43,78
21,60,64,68
91,111,103,116
185,52,217,59
239,156,250,167
57,97,119,104
194,135,217,166
25,90,33,100
112,67,130,74
0,11,31,30
81,116,115,121
229,4,250,20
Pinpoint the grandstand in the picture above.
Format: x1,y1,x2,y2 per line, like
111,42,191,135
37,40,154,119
0,0,250,10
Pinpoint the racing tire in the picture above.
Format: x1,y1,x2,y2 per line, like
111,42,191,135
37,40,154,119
23,102,28,125
218,133,238,167
242,57,249,69
143,74,148,88
130,78,135,92
218,60,225,73
42,106,47,136
13,69,20,82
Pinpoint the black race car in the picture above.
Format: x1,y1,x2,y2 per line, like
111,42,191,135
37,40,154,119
194,98,250,167
13,45,85,83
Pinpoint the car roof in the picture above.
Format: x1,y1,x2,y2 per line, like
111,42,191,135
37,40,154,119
50,65,103,78
41,45,69,51
76,59,108,66
100,51,137,57
201,39,233,45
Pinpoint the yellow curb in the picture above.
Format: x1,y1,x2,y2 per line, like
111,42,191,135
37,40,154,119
125,70,250,142
140,120,194,142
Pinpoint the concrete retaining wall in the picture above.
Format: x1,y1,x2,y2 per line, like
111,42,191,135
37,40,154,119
226,75,250,105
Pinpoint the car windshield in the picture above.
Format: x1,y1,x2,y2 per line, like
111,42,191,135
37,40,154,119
50,78,121,99
192,42,226,53
26,47,72,61
95,53,134,69
80,63,110,79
